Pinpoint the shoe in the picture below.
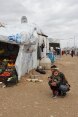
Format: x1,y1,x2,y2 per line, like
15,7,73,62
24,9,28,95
61,91,66,96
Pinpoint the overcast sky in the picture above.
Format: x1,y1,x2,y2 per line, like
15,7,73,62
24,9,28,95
0,0,78,47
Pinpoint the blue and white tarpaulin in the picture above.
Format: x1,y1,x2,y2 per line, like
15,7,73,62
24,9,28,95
0,23,38,80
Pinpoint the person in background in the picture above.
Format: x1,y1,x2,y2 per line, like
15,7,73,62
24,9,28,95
48,65,70,98
71,50,74,57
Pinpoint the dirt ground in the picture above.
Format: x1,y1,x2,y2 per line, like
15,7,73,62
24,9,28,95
0,55,78,117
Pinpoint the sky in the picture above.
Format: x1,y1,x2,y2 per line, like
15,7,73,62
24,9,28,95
0,0,78,48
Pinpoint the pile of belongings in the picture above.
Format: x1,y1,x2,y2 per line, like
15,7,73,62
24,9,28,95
0,59,18,87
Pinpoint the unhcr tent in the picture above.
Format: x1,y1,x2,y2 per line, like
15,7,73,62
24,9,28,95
0,23,39,80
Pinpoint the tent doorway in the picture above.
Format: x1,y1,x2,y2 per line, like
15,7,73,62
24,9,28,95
0,41,19,61
0,41,19,87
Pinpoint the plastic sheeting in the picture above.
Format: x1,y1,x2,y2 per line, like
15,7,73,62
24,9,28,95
15,45,37,80
0,23,38,45
0,23,38,80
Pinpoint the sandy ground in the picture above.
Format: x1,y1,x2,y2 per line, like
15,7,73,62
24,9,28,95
0,55,78,117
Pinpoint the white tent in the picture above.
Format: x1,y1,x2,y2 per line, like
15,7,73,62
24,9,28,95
0,23,39,80
48,38,60,43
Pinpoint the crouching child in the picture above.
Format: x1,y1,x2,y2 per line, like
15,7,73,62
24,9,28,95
48,65,70,98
